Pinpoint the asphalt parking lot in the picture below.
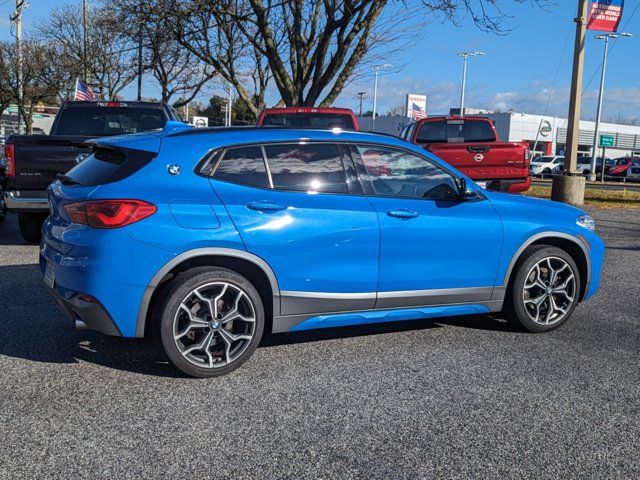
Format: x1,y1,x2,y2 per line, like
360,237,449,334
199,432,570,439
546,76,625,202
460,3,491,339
0,207,638,479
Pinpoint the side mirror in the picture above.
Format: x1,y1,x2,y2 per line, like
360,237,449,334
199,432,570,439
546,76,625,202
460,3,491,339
456,177,467,198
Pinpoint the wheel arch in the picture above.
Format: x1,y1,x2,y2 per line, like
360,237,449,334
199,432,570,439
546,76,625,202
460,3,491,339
137,248,280,338
502,232,590,301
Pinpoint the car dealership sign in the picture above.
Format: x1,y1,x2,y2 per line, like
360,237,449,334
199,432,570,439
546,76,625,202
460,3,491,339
587,0,624,32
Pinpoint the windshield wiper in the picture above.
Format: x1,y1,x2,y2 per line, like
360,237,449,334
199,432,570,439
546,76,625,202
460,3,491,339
56,173,83,186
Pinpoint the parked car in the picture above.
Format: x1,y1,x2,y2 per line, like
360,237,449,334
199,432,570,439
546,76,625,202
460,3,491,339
627,163,640,182
256,107,360,130
4,100,183,243
41,126,604,377
400,116,531,193
576,156,615,178
608,157,640,178
529,155,565,177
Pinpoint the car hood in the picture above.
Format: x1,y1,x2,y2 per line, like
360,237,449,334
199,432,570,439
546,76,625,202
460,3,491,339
484,190,585,228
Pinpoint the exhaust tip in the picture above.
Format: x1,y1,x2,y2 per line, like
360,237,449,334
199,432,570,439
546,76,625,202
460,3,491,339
75,319,87,330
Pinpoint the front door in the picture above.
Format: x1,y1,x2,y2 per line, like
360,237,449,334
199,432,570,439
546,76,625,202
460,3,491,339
349,144,503,309
208,143,379,316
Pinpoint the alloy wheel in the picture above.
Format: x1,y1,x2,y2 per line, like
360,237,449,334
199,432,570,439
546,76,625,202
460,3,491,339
173,282,256,369
522,256,576,326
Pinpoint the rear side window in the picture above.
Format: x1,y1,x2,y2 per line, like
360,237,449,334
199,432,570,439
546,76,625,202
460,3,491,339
262,113,355,130
65,147,156,186
55,107,167,136
214,146,269,188
264,143,348,193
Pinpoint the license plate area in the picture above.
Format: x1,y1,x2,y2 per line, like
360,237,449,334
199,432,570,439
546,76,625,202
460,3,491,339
43,262,55,289
476,181,487,189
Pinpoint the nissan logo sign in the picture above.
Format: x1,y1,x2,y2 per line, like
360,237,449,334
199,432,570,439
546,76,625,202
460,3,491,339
474,153,484,162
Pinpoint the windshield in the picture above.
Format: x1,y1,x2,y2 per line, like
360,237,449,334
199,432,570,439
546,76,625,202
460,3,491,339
261,113,355,130
55,107,167,136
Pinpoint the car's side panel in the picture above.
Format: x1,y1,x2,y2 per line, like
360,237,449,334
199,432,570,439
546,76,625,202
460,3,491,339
366,195,504,294
210,179,380,315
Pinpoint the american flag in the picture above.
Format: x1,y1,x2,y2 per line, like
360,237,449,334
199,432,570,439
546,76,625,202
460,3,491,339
74,79,96,101
410,102,426,120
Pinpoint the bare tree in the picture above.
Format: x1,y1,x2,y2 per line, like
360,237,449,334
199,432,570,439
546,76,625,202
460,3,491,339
163,0,271,117
37,2,138,100
0,41,68,133
110,0,217,108
160,0,551,112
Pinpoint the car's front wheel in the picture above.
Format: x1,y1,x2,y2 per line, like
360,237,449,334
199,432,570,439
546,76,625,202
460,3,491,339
156,267,265,378
503,245,581,332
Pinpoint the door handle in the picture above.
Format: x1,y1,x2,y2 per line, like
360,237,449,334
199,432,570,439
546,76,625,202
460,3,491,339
247,201,287,212
386,209,419,219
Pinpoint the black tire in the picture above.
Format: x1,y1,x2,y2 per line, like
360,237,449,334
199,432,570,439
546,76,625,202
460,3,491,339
155,266,265,378
18,213,47,244
502,245,581,333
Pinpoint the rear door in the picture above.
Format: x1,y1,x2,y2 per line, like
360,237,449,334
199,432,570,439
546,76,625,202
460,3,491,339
208,142,379,316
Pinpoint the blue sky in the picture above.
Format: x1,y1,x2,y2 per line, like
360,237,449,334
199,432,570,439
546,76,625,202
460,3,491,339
1,0,639,121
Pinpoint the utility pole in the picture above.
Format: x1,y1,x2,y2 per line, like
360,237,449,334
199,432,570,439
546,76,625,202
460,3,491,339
356,92,366,117
227,85,233,126
137,1,143,101
83,0,89,83
11,0,25,134
551,0,588,205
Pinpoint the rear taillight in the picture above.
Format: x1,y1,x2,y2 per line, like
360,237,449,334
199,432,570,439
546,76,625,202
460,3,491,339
64,199,156,228
4,144,15,177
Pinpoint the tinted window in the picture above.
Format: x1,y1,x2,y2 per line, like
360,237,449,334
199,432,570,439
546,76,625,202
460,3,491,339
56,107,167,136
214,146,269,188
65,148,155,186
262,113,355,130
356,145,459,200
264,143,348,193
416,120,496,143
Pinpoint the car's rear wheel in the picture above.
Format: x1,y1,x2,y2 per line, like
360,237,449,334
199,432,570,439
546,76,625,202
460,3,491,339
503,245,581,332
18,213,47,244
156,267,264,378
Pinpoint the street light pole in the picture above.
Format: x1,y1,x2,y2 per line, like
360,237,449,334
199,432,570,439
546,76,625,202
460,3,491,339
457,51,485,115
372,63,392,131
589,32,633,181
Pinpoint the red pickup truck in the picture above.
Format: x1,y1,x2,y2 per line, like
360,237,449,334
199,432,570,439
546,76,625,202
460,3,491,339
257,107,360,131
400,116,531,193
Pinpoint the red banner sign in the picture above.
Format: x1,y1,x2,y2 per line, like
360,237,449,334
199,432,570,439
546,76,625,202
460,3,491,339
587,1,624,32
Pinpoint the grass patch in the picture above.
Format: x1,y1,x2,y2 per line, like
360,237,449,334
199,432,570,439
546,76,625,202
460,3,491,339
526,185,640,208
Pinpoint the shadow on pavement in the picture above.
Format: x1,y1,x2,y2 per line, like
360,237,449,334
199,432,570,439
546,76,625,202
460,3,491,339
0,262,519,377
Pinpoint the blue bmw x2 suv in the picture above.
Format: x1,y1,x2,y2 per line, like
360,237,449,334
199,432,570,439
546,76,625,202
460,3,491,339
40,123,604,377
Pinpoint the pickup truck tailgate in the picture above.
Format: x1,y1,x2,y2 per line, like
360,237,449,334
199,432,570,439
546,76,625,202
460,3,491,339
8,136,91,190
425,142,529,180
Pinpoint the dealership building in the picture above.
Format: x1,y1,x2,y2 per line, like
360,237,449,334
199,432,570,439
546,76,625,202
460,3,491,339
359,109,640,159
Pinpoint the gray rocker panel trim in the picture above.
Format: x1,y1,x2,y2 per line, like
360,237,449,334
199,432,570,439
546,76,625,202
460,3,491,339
501,231,591,291
280,286,494,315
135,247,281,338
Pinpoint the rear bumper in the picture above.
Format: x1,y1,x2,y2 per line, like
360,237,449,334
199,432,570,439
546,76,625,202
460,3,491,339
5,190,49,212
43,280,122,336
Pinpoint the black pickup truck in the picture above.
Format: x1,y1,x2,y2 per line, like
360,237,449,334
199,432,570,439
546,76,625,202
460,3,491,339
4,101,182,243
